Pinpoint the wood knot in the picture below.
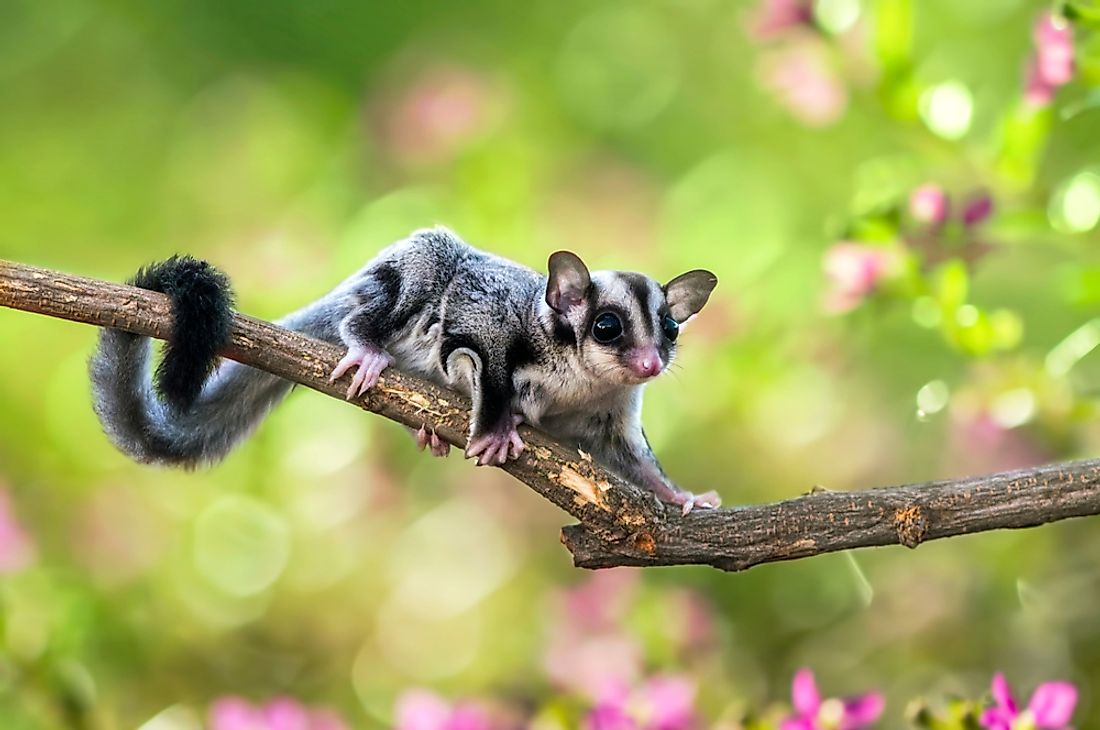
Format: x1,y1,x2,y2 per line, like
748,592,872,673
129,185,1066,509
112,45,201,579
894,504,929,549
632,532,657,555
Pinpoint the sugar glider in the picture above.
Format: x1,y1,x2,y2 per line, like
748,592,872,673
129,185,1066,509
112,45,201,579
89,227,720,512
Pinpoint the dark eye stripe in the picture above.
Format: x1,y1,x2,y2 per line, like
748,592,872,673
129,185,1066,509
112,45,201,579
621,273,654,337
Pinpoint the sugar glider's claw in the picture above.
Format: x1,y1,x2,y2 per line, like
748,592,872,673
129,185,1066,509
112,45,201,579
416,426,451,457
330,345,393,399
465,418,525,466
673,489,722,516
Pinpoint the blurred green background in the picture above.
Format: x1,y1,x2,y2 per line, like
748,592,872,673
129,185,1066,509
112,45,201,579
2,0,1100,728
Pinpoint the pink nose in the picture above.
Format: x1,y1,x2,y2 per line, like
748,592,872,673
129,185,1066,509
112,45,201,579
627,348,663,378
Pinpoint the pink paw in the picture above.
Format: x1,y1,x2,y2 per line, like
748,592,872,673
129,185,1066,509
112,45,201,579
416,425,451,458
669,489,721,516
329,345,393,399
465,415,525,466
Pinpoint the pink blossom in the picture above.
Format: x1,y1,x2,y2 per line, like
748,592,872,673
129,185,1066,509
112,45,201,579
544,630,643,702
585,675,698,730
980,673,1077,730
1025,61,1057,106
664,589,718,655
909,184,950,226
962,192,994,227
908,184,992,228
210,697,263,730
561,568,639,632
543,570,644,700
394,689,493,730
0,489,35,573
904,186,996,268
780,669,884,730
1024,13,1074,107
378,65,502,165
587,703,637,730
746,0,815,40
945,404,1049,475
208,696,349,730
822,242,897,313
639,675,697,730
1034,15,1075,85
757,41,848,127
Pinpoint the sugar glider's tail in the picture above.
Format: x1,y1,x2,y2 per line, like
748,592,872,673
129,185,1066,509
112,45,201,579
89,256,333,468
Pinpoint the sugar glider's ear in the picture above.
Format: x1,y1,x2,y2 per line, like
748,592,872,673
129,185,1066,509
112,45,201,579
546,251,591,314
664,270,718,323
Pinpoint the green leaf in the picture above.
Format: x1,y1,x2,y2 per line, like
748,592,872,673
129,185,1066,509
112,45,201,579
872,0,914,71
996,102,1054,187
1063,0,1100,26
1060,88,1100,120
948,306,996,356
936,260,969,312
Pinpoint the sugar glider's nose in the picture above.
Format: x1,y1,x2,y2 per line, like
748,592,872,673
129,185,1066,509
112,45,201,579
626,346,663,379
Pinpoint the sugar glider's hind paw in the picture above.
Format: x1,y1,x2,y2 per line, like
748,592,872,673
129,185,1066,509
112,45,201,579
669,489,722,516
416,425,451,458
465,415,525,466
329,344,394,399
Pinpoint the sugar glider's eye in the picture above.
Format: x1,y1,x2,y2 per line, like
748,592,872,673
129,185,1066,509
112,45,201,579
591,312,624,343
661,314,679,342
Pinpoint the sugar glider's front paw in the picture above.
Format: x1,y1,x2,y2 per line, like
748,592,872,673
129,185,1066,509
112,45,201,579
668,489,722,516
329,344,394,399
416,425,451,458
465,415,525,466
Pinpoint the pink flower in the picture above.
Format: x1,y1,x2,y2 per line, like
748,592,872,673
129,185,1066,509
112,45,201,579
0,489,35,573
746,0,815,40
945,404,1050,475
1024,13,1074,107
781,669,884,730
904,186,996,268
585,675,698,730
208,696,349,730
377,65,503,166
980,673,1077,730
962,192,994,227
639,675,697,730
210,697,262,730
560,568,640,632
544,630,643,702
757,41,848,127
544,570,644,700
394,689,493,730
1034,15,1075,85
909,184,950,226
822,242,897,313
587,703,637,730
664,589,718,655
908,184,992,230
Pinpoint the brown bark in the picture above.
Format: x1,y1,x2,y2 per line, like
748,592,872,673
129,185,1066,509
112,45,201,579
3,259,1098,571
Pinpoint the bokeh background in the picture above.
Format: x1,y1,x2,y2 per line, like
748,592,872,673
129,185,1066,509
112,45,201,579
2,0,1100,728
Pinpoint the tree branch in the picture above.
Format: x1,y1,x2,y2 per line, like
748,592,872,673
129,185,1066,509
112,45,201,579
3,259,1099,572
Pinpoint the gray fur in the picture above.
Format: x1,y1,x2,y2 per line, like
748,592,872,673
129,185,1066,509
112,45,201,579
90,227,719,508
89,299,341,466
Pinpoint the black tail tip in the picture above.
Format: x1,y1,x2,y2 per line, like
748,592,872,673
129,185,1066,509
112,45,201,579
130,256,234,411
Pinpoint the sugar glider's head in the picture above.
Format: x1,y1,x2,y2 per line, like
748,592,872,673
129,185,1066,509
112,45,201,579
545,251,717,385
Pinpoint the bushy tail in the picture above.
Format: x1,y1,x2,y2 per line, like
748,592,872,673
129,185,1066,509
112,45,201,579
89,256,334,468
